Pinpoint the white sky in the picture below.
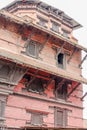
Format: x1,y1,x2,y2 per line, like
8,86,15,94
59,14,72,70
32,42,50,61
0,0,87,119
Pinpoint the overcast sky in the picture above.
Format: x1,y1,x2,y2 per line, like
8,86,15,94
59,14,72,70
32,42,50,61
0,0,87,119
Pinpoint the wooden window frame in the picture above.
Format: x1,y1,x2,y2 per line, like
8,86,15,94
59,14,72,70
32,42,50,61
26,40,39,58
54,108,67,128
57,52,66,69
51,21,60,33
37,16,48,28
31,112,43,126
62,29,70,39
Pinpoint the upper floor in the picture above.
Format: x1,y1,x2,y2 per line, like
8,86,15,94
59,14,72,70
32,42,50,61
3,0,82,43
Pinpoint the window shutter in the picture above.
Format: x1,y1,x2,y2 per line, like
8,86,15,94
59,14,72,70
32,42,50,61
0,101,5,117
54,108,67,127
28,41,36,56
31,113,43,125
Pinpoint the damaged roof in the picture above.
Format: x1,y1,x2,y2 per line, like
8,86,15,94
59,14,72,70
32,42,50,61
3,0,82,30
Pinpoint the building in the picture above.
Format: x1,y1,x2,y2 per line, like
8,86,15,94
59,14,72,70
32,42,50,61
0,0,87,129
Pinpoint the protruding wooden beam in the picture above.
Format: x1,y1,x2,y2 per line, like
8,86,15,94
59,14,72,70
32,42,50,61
67,82,81,98
67,47,77,63
79,54,87,68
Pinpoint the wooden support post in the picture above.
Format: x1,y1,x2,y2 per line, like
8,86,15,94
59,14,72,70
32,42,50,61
67,47,76,63
67,82,81,98
79,54,87,68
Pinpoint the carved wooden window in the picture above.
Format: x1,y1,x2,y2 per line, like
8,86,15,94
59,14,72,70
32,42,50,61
51,21,59,33
37,16,48,28
31,113,43,126
0,101,5,118
26,41,39,58
57,53,65,69
54,108,67,127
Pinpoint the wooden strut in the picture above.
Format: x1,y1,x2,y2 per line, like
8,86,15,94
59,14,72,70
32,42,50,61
79,54,87,68
81,92,87,101
56,41,66,55
56,79,65,91
24,28,35,48
26,70,39,90
55,79,65,97
46,76,56,88
39,34,51,52
67,47,77,63
67,82,81,98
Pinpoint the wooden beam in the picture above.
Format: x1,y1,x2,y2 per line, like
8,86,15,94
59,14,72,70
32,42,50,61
79,54,87,68
27,72,51,81
67,47,76,63
67,82,81,98
81,92,87,101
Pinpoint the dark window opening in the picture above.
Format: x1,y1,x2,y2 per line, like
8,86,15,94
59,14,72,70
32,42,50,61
58,53,63,64
28,78,44,93
23,74,47,94
31,113,43,126
57,53,65,69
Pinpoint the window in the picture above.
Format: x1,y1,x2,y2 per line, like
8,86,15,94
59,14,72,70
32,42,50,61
62,30,70,38
0,65,10,79
0,101,5,118
31,113,43,126
26,40,39,58
57,53,65,69
54,108,67,127
37,16,48,28
51,22,59,33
